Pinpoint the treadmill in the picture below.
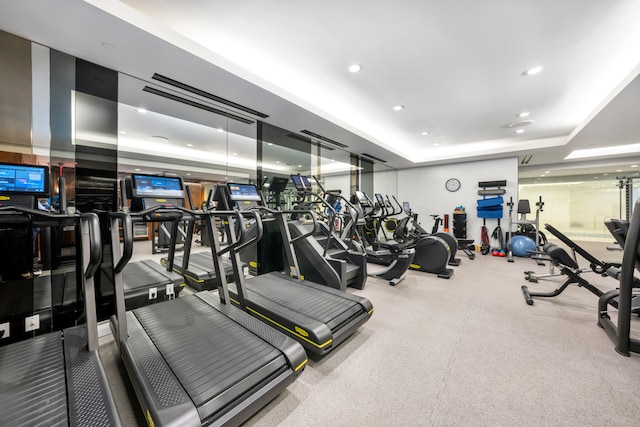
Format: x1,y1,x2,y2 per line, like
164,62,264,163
109,188,306,426
142,176,238,291
97,175,186,311
0,202,120,425
214,183,374,356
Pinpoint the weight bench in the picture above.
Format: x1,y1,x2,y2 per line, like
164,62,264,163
522,243,605,305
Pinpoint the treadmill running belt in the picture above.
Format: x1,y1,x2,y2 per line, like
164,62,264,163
133,295,287,419
238,274,362,329
183,252,235,274
0,333,67,427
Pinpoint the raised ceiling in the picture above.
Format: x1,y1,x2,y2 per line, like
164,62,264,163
1,0,640,175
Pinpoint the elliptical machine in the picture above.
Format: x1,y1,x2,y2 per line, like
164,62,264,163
348,191,416,286
393,201,454,279
400,200,460,267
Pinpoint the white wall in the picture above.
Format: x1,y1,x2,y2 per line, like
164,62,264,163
373,169,398,197
397,157,519,246
323,173,351,198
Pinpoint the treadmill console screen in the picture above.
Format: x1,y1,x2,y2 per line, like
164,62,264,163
227,183,262,201
0,163,49,196
375,193,385,206
131,174,184,198
301,175,311,188
290,174,305,190
403,201,411,214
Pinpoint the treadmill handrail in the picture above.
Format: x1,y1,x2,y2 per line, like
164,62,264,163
81,212,102,280
259,205,319,242
111,212,133,274
217,210,263,255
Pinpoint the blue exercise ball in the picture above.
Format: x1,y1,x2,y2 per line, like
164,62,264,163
511,235,536,257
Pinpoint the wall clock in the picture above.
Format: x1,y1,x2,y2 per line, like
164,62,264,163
445,178,461,192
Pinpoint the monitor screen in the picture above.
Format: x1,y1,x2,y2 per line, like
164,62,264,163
375,193,385,205
269,177,289,193
290,174,305,190
355,191,368,203
0,163,49,196
227,183,262,201
301,176,311,188
403,201,411,213
131,174,184,199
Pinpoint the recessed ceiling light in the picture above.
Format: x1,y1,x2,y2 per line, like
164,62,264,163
616,169,623,172
232,152,238,156
593,176,599,179
186,173,191,176
267,142,273,146
118,130,127,135
509,120,534,128
330,159,335,162
433,143,439,146
544,171,550,174
518,112,530,118
298,165,302,168
186,143,194,147
539,174,545,177
393,105,404,111
515,129,525,134
276,161,280,164
135,168,141,171
137,108,147,113
603,173,609,176
523,66,543,76
348,64,362,73
421,131,430,136
101,42,116,49
632,164,638,168
217,128,224,133
151,135,168,142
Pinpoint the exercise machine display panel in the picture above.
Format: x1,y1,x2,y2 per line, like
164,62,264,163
131,174,184,198
290,174,305,190
0,163,49,196
403,202,411,214
227,183,262,201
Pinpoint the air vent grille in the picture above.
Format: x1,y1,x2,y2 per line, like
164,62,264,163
143,86,254,124
152,73,269,118
286,133,335,151
300,130,348,148
361,153,387,163
520,154,533,165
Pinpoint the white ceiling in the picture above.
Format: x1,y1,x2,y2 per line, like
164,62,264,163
1,0,640,177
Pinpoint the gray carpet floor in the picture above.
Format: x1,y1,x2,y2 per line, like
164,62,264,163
100,239,640,426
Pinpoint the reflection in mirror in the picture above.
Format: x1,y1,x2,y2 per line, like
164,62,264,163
116,73,257,261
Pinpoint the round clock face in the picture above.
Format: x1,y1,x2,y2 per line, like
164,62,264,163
446,178,461,192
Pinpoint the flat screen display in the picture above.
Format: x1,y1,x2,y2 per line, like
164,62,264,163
269,177,288,193
403,201,411,213
301,176,311,188
0,163,49,196
290,174,305,190
375,194,385,205
227,183,261,201
131,174,184,198
355,191,367,203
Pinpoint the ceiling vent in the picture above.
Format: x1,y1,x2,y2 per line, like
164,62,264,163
300,130,348,149
286,133,335,151
143,86,254,124
361,153,387,163
151,73,269,118
520,154,533,165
